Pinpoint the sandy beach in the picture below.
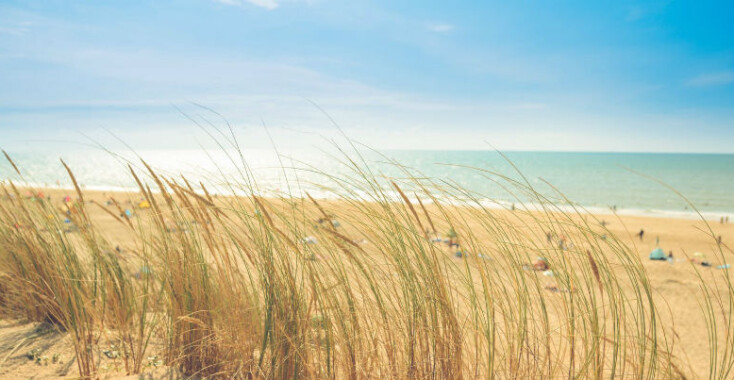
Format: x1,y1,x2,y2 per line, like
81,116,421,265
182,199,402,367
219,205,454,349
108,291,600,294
0,186,731,379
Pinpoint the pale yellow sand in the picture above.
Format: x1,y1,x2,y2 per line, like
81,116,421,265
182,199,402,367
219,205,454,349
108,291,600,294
0,188,731,379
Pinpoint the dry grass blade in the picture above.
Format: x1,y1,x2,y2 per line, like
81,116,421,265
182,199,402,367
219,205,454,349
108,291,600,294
91,200,128,227
414,193,436,234
2,150,21,176
586,250,603,294
391,180,426,238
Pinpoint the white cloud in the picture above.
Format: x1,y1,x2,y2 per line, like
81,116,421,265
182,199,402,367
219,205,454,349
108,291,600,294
213,0,241,5
686,71,734,87
212,0,278,10
246,0,278,10
428,23,454,33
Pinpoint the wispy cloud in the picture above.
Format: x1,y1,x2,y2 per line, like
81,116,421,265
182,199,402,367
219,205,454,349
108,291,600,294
212,0,278,10
0,21,32,36
212,0,240,5
686,71,734,87
428,23,454,33
246,0,278,9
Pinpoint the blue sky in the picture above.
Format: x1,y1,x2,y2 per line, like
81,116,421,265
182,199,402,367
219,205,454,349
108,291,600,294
1,0,733,152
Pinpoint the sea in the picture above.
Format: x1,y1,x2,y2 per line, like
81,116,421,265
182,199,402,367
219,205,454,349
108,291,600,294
1,148,732,221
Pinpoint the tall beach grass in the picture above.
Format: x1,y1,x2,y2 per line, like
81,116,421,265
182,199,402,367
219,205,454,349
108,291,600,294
0,140,732,379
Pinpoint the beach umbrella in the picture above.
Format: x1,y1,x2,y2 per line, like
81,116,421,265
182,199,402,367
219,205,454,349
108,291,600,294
138,200,151,209
649,248,667,260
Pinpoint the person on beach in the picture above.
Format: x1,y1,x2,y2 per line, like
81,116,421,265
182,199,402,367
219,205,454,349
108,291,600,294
447,228,459,248
558,235,568,250
638,229,644,241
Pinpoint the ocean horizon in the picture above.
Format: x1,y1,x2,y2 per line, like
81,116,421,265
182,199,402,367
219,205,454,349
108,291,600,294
2,148,733,221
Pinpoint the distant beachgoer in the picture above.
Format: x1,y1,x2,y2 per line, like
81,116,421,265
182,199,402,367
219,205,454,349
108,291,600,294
559,235,568,250
546,231,552,243
600,220,607,227
447,228,458,248
511,203,516,211
655,236,659,246
533,257,549,271
638,229,644,241
668,251,673,259
718,235,723,245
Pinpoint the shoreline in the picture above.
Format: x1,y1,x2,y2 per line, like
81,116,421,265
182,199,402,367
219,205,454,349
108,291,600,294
9,181,734,222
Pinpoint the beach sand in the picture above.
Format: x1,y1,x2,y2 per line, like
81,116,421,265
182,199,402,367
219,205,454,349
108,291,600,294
0,187,732,379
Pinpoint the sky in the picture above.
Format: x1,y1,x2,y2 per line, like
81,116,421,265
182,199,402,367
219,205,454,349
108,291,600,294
1,0,733,152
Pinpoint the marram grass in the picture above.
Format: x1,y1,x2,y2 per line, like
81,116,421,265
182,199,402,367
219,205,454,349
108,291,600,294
0,144,732,380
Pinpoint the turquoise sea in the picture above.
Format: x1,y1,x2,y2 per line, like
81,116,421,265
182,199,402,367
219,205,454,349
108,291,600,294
1,149,732,220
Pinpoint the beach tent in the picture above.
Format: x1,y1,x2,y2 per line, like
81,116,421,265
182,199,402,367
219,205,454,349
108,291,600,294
138,200,151,209
649,248,667,260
